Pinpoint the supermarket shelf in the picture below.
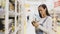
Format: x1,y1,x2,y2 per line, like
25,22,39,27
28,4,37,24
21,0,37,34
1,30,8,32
0,0,23,34
13,24,21,34
0,11,21,18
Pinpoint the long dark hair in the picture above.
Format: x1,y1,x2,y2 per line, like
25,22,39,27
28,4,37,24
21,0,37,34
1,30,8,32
38,4,50,18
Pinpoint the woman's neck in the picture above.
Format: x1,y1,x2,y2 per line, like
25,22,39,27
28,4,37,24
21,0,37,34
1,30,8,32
42,14,47,18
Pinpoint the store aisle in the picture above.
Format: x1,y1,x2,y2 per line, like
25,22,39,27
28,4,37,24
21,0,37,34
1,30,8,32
26,21,36,34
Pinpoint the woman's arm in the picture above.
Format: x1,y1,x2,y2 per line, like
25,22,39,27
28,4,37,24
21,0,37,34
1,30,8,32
37,17,53,34
37,23,56,34
37,25,49,33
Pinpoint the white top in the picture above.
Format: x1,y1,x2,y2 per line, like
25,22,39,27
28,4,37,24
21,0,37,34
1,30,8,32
39,16,52,30
35,16,56,34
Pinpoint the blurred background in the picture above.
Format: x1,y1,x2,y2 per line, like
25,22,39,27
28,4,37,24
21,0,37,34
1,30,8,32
0,0,60,34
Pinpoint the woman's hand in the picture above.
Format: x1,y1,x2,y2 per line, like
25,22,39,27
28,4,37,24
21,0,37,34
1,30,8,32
32,21,39,28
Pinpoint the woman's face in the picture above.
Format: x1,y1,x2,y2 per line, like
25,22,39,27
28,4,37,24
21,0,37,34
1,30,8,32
38,6,46,16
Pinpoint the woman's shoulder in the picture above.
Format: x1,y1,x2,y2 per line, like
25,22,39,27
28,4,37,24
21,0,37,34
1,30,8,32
47,16,52,24
47,16,52,20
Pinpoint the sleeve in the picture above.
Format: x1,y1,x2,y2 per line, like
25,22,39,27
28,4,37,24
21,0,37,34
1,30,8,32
46,17,52,30
37,25,49,34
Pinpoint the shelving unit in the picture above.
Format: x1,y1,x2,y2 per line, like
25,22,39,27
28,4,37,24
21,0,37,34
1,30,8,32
0,0,25,34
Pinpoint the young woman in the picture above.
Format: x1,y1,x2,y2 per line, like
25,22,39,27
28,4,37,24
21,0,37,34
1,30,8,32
32,4,56,34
